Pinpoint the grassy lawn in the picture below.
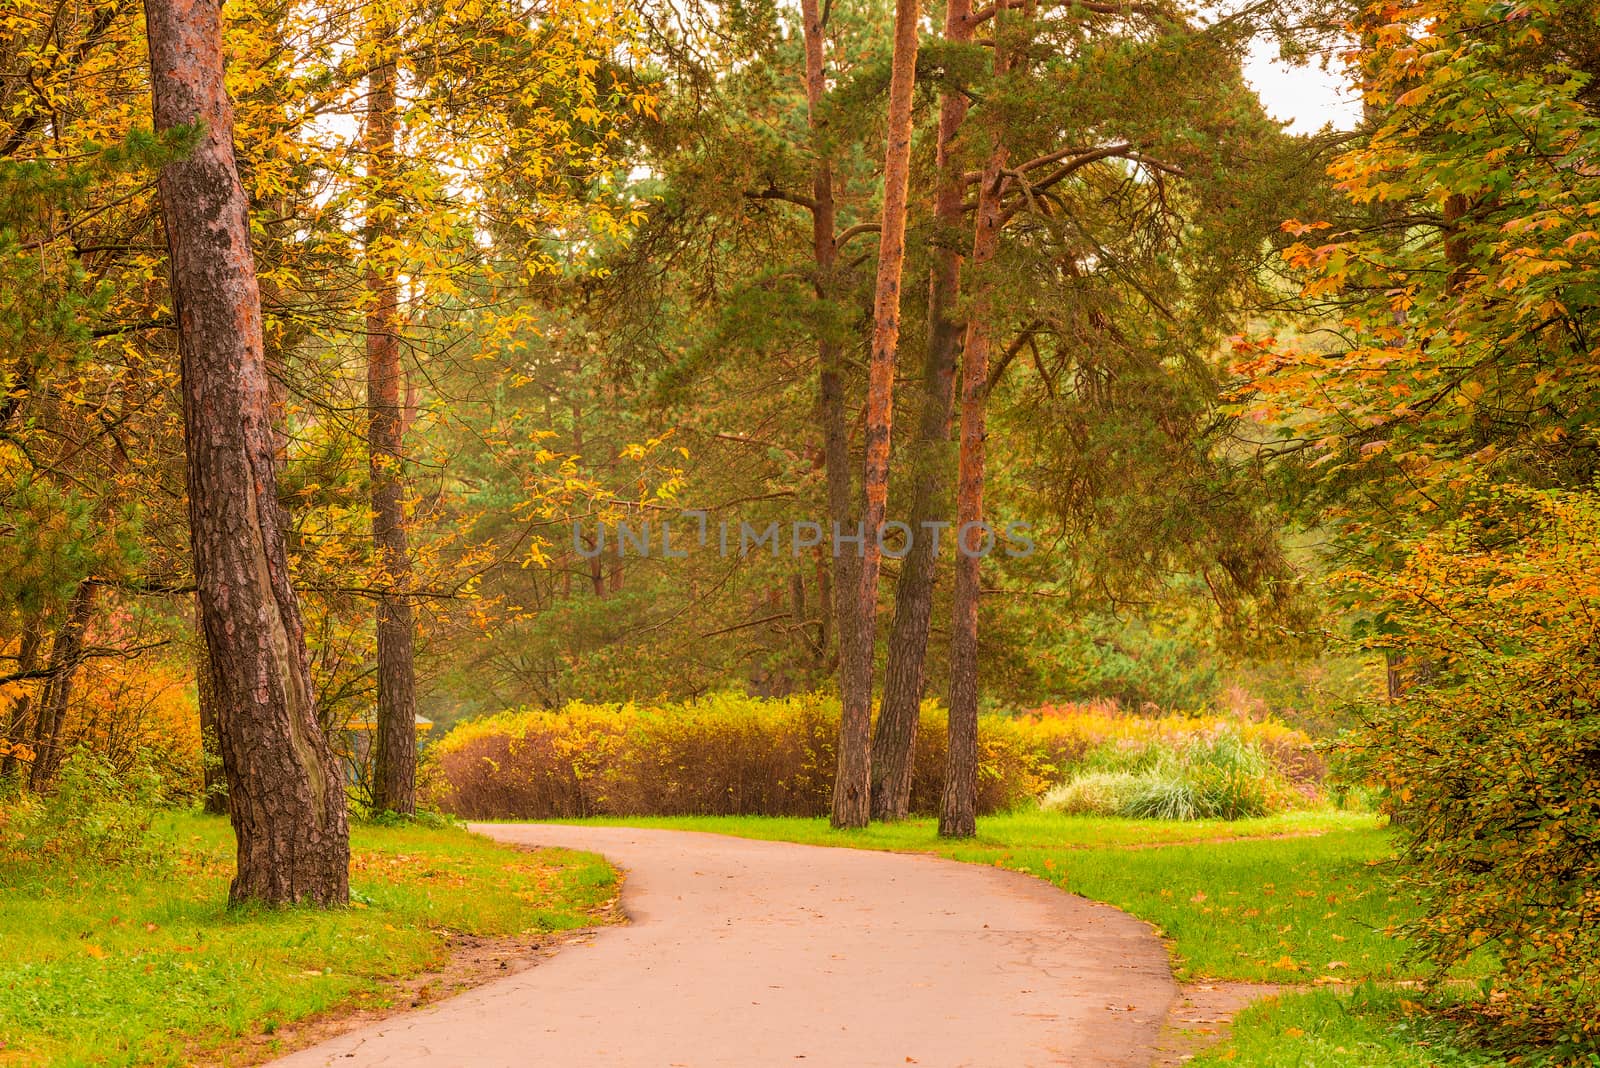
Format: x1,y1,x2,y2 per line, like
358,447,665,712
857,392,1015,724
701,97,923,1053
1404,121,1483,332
0,813,616,1067
1188,987,1503,1067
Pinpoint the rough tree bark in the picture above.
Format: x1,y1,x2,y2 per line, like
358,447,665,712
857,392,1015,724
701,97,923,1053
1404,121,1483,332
195,602,227,814
146,0,349,905
800,0,869,823
871,0,974,821
942,19,1012,840
834,0,921,829
810,543,831,675
364,24,417,815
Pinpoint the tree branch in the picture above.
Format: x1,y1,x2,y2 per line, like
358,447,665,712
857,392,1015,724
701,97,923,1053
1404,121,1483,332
986,319,1045,393
743,185,818,212
836,222,881,248
91,316,173,339
0,640,170,688
969,0,1167,27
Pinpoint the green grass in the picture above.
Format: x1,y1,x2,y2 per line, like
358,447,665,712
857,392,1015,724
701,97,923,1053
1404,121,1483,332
563,809,1438,982
1189,987,1504,1067
569,807,1369,851
0,813,616,1067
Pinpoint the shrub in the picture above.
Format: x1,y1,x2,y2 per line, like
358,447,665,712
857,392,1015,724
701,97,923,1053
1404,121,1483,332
420,704,629,819
426,693,1316,822
425,694,1049,820
1,748,173,869
1022,701,1321,792
610,694,838,817
1345,489,1600,1046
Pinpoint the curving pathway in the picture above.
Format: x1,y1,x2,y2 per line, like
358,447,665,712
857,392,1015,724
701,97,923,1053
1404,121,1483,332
270,824,1176,1067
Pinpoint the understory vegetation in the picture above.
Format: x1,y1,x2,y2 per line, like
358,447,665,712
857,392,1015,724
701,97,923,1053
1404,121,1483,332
1344,490,1600,1046
426,695,1322,821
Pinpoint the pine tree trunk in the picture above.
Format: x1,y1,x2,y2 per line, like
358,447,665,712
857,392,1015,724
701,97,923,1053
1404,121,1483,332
146,0,349,906
195,601,228,815
942,38,1011,840
834,0,921,829
871,0,973,821
800,0,868,824
29,582,94,790
364,26,417,816
814,544,832,671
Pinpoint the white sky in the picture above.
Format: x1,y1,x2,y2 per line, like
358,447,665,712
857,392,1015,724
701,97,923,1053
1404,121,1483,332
1241,38,1363,133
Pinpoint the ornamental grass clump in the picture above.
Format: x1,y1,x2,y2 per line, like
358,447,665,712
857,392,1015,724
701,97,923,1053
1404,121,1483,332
1041,727,1297,820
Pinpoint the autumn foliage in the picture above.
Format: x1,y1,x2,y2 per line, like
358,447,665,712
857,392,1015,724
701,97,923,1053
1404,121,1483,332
1346,489,1600,1042
426,695,1043,819
0,0,655,800
1236,0,1600,1050
1235,0,1600,515
424,694,1321,821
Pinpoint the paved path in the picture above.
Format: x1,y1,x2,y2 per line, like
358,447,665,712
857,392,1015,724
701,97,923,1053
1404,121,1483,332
271,824,1176,1067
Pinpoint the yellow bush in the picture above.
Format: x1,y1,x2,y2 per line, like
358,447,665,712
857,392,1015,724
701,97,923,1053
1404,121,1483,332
427,694,1048,819
424,693,1318,820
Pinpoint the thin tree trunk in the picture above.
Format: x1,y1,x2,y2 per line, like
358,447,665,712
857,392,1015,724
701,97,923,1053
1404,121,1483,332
365,23,417,816
608,541,624,594
871,0,974,821
942,21,1012,840
799,0,869,821
571,395,607,599
147,0,348,905
29,582,94,790
1444,192,1470,294
835,0,921,829
812,542,831,673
